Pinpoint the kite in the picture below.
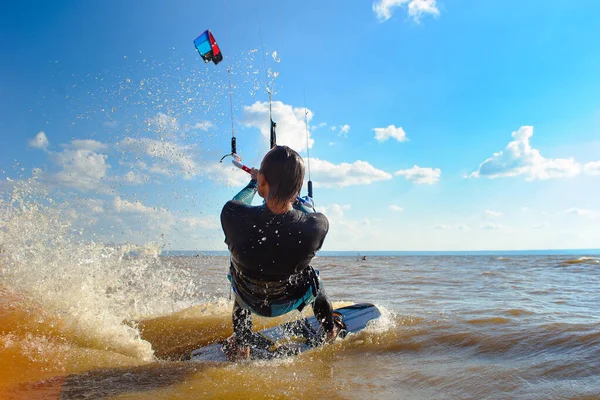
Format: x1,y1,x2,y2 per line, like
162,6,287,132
194,30,223,65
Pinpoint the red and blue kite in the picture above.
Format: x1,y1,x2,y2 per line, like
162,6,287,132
194,30,223,65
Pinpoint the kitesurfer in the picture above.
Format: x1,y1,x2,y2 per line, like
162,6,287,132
221,145,343,360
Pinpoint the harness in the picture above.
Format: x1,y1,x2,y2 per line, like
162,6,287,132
228,266,321,317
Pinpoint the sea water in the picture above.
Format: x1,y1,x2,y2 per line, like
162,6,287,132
1,191,600,399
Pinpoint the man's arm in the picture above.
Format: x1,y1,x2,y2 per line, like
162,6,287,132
232,168,259,205
232,179,258,205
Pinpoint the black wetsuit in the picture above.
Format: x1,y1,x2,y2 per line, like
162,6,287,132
221,179,334,344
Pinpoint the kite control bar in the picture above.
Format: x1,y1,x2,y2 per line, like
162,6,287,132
220,136,252,173
220,152,252,173
231,154,252,174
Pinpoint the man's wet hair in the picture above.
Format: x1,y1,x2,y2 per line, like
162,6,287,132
259,145,305,208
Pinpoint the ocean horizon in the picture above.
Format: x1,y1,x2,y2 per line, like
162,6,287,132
162,248,600,257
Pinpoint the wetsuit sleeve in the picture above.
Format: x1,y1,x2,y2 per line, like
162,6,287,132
221,200,246,248
232,180,258,205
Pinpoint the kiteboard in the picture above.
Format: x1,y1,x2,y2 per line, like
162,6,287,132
186,303,380,362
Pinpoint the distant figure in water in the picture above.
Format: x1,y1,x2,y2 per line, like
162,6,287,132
220,145,344,360
361,255,367,261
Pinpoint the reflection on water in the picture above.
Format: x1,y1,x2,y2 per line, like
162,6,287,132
12,363,203,400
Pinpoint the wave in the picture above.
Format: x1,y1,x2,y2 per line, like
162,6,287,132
562,257,600,265
0,182,213,388
397,316,600,361
466,317,511,325
502,308,535,317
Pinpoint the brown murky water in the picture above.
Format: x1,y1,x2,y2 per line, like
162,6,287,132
2,254,599,399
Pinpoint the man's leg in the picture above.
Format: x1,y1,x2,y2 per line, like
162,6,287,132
312,287,334,333
232,298,253,345
225,298,253,360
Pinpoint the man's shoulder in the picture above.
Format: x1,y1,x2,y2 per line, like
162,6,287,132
310,211,328,222
221,200,252,219
299,210,329,231
223,199,245,210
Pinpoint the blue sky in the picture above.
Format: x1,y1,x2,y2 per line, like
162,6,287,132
1,0,600,251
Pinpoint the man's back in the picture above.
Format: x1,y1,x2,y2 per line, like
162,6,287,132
221,200,329,281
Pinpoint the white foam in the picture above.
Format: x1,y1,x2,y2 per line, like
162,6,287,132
0,181,208,362
363,304,398,334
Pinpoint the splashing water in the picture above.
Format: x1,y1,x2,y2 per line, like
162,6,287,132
0,180,209,365
0,48,284,377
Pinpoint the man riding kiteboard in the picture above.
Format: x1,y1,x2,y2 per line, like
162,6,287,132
220,145,344,360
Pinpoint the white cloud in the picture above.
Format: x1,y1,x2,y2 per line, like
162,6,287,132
242,101,314,152
114,196,158,214
83,198,105,214
389,205,403,212
373,125,408,142
319,204,378,248
119,136,250,186
203,161,251,188
373,0,440,22
407,0,440,21
340,125,350,134
336,124,351,138
480,222,503,230
329,124,351,138
180,216,220,230
320,204,351,219
394,165,441,184
106,196,221,245
193,121,212,131
120,137,198,178
433,221,502,231
564,208,599,218
484,210,503,217
68,139,108,152
583,161,600,176
310,158,392,188
470,126,581,181
123,171,149,185
46,140,111,192
433,224,471,231
29,132,49,150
